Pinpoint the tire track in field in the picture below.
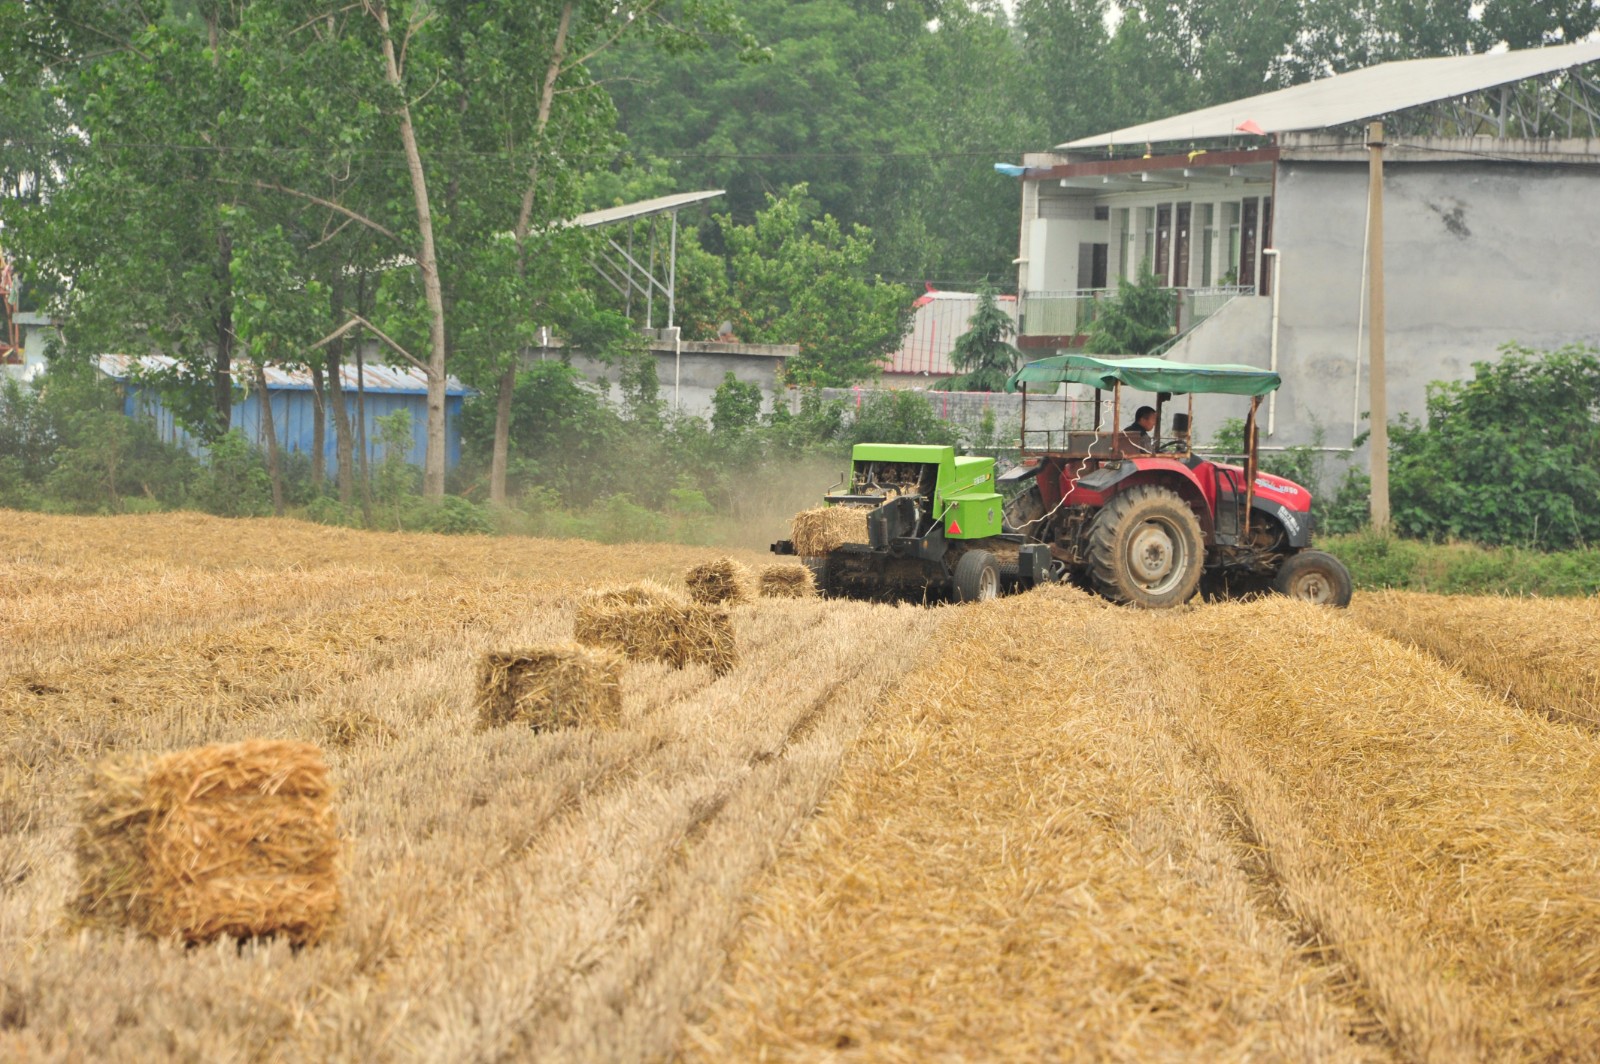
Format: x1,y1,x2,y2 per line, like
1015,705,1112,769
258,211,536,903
298,599,940,1062
1349,590,1600,731
684,588,1382,1062
1143,598,1600,1062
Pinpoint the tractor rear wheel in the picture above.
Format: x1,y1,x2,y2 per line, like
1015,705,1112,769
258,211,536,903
1086,485,1204,608
952,550,1001,603
1273,550,1353,607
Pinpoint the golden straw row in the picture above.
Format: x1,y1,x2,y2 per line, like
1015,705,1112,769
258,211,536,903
1142,598,1600,1061
1350,589,1600,729
686,587,1382,1061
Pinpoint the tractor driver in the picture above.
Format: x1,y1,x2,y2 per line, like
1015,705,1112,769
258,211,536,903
1123,406,1158,451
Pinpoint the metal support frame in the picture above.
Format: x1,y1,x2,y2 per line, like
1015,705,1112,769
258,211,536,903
1330,62,1600,140
587,208,688,333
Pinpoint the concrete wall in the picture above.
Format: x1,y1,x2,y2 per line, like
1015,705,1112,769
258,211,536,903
562,339,794,419
1166,155,1600,481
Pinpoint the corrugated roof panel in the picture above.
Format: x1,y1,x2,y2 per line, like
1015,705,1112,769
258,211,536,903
570,190,725,230
1060,41,1600,149
885,291,1018,376
96,354,472,396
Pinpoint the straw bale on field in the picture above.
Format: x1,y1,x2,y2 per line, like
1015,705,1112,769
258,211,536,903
684,558,756,606
74,740,340,946
757,564,815,599
789,506,868,557
577,580,685,609
574,600,737,676
476,643,625,731
1351,590,1600,729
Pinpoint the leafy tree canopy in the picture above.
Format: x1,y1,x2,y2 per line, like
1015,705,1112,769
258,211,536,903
1388,343,1600,549
719,185,911,387
1082,267,1176,356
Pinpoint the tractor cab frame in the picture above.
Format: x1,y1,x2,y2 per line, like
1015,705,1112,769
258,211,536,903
999,354,1344,607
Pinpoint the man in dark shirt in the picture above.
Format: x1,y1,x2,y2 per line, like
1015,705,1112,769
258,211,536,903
1124,405,1157,451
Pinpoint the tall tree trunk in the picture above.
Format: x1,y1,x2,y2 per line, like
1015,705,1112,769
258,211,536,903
213,228,234,437
375,1,449,500
490,364,516,503
309,359,327,490
494,1,574,506
355,338,374,526
256,364,285,516
327,280,356,506
209,12,233,440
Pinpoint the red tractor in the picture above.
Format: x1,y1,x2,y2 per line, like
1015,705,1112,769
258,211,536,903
999,354,1351,608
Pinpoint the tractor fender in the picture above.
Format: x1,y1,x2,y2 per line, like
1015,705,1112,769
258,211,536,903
1071,462,1215,540
1254,498,1315,548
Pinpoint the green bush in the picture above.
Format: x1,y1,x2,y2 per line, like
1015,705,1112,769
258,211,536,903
189,430,270,517
1387,343,1600,548
425,495,494,536
1323,530,1600,596
301,496,363,528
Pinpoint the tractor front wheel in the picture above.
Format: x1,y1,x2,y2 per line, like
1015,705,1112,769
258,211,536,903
1273,550,1353,607
1086,485,1204,608
952,550,1001,603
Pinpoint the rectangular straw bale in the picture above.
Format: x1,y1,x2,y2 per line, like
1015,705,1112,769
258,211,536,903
758,563,816,599
74,740,340,947
574,600,737,676
476,643,625,731
578,580,686,609
685,557,756,606
789,506,869,557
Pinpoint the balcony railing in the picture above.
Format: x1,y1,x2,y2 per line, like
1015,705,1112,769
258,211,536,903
1019,285,1252,341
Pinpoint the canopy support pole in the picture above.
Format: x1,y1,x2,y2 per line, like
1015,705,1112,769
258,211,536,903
1243,395,1261,539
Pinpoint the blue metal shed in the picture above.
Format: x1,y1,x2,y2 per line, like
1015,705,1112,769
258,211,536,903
96,354,473,475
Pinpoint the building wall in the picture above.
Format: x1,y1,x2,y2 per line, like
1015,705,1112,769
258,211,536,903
562,340,794,418
125,385,465,475
1165,156,1600,476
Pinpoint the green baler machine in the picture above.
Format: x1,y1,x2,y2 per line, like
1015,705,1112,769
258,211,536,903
771,443,1052,602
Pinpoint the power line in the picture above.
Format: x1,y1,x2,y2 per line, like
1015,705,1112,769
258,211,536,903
0,135,1049,162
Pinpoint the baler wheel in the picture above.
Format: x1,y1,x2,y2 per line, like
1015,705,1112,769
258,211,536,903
1273,550,1353,607
1086,485,1204,608
952,550,1001,603
805,556,835,599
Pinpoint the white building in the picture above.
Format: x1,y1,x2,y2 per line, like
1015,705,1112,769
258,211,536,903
1009,41,1600,460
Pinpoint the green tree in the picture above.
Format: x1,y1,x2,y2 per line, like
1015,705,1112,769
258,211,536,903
933,283,1020,392
1386,343,1600,549
710,372,762,435
1083,267,1176,356
720,186,912,387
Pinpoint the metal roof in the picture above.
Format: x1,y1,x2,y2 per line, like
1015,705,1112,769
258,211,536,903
96,354,472,396
1059,40,1600,149
570,189,725,230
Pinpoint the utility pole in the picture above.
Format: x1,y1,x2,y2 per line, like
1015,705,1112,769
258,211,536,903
1366,120,1390,532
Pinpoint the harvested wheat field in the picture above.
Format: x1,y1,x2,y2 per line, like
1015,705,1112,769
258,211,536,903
5,510,1600,1062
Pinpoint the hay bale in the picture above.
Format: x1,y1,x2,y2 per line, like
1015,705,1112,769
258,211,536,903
476,643,625,732
578,580,685,609
758,563,816,599
574,600,737,676
685,557,756,606
74,740,340,946
790,506,869,557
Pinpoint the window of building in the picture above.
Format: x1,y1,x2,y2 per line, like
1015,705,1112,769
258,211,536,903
1224,202,1241,285
1139,207,1156,274
1240,198,1259,290
1154,204,1173,283
1196,203,1215,286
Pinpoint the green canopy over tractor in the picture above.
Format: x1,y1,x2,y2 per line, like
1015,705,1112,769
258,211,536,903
1004,354,1282,397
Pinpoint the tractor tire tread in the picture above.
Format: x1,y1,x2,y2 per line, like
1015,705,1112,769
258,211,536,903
1085,484,1205,608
